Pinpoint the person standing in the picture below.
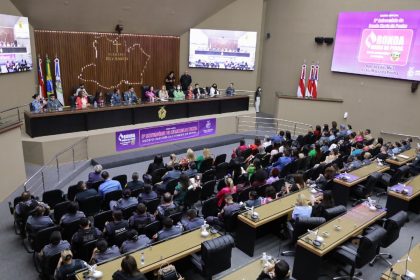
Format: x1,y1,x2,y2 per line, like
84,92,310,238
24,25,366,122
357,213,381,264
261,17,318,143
255,86,262,113
180,70,192,91
165,71,176,92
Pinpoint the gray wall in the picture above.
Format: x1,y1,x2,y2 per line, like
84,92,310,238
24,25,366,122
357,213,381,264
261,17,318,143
261,0,420,137
0,0,36,111
179,0,265,92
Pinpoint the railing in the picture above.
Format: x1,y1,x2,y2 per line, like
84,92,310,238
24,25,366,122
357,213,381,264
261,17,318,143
236,115,313,136
24,137,89,196
220,89,255,107
380,131,420,140
0,104,28,129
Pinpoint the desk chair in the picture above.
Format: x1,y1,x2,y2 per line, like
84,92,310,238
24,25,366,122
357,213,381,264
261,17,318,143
215,162,229,179
144,221,162,239
323,205,347,221
103,190,123,210
369,211,407,266
66,184,81,201
93,210,113,231
199,158,214,173
168,212,183,225
122,205,138,220
351,172,381,206
39,252,61,280
53,201,72,223
165,179,179,195
75,239,97,262
130,188,143,198
61,219,82,242
214,154,227,167
201,169,216,184
42,189,65,208
201,197,218,218
200,180,216,201
151,168,167,185
31,225,61,271
88,180,103,192
145,198,161,214
281,217,326,256
333,227,387,280
224,209,241,233
184,188,201,209
191,235,235,280
112,175,127,188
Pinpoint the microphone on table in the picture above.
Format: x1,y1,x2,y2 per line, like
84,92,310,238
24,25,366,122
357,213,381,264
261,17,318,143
400,236,415,280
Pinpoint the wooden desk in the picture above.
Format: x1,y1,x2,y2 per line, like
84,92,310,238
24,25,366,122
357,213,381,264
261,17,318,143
381,243,420,280
386,149,417,166
333,163,390,206
236,188,313,256
76,229,220,279
386,175,420,217
292,205,386,280
218,259,263,280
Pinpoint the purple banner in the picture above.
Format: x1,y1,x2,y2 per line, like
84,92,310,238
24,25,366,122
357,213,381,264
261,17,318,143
331,10,420,81
115,118,216,151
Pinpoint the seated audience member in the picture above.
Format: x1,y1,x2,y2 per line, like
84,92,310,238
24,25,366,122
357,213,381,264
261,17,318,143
245,191,262,208
123,85,138,104
26,205,54,236
98,171,122,197
293,174,307,190
279,176,300,197
391,142,402,155
174,173,190,206
209,83,220,97
257,259,291,280
271,130,285,145
354,130,364,143
126,172,144,191
351,142,364,157
146,155,164,175
156,193,178,218
216,177,237,207
206,194,241,228
193,83,204,98
364,129,373,141
112,255,147,280
362,152,372,165
185,162,198,178
313,125,322,140
272,149,293,171
308,166,337,191
323,148,339,164
180,148,196,167
47,94,62,111
408,147,420,175
261,186,277,204
376,146,389,161
90,239,120,264
225,82,235,96
103,210,129,242
71,218,102,250
129,203,155,230
232,139,248,158
173,85,185,101
249,138,262,153
186,85,194,99
94,91,105,107
120,230,151,254
88,164,103,184
250,159,268,187
154,217,183,241
291,194,312,220
158,85,169,101
144,86,156,102
166,154,178,168
76,91,90,109
14,191,41,218
110,188,138,210
54,250,88,280
138,182,158,204
181,209,205,231
338,124,348,137
158,163,182,193
75,181,98,202
39,231,70,258
111,88,122,106
196,148,213,170
60,202,86,225
311,190,335,218
343,155,363,172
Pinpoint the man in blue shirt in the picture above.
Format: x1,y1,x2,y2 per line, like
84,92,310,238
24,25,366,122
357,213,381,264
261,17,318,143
110,88,122,106
123,86,138,104
272,149,292,171
271,131,285,144
98,171,122,197
181,209,205,231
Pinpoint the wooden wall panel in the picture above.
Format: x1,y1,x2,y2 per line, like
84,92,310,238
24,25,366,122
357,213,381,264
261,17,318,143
34,30,180,102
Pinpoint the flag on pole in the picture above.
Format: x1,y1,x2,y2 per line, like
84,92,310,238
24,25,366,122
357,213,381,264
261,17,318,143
37,55,46,98
312,64,319,99
54,57,64,105
45,55,54,96
305,64,315,98
296,63,306,98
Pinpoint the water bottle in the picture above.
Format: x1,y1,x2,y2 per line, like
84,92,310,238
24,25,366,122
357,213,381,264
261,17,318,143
93,101,97,108
140,252,145,265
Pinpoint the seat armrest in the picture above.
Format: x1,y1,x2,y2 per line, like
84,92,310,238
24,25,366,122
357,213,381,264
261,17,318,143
336,245,358,256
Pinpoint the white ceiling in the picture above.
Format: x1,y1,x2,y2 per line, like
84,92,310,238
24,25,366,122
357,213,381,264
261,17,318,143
10,0,236,35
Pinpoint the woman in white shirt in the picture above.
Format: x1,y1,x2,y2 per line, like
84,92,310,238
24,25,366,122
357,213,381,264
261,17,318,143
158,85,169,101
209,83,220,97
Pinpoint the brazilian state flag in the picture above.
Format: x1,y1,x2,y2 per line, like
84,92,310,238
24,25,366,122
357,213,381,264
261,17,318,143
45,55,54,96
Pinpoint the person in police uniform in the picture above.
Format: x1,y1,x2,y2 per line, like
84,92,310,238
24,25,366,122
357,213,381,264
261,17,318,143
103,210,129,243
181,209,205,231
120,229,151,254
90,239,120,264
39,231,70,258
109,188,138,210
60,201,86,225
154,217,183,241
128,203,155,230
71,218,102,253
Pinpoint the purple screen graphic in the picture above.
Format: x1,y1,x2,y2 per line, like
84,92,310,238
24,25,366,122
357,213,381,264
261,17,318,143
331,10,420,81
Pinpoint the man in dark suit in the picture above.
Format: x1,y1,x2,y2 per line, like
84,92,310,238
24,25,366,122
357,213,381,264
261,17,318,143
193,83,205,98
180,70,192,91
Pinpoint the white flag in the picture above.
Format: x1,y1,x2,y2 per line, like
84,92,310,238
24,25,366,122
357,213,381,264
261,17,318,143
54,57,64,105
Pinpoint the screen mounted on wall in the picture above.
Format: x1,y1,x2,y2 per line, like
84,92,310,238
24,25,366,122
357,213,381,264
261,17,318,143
189,28,257,71
331,10,420,81
0,14,32,74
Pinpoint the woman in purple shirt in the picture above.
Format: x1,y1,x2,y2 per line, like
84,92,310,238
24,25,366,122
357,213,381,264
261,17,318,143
88,164,103,183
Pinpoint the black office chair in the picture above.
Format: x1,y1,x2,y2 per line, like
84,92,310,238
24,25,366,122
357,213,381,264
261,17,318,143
199,158,214,173
32,225,61,272
332,227,387,279
323,205,347,221
89,180,104,192
151,168,167,185
213,154,227,167
201,197,219,218
39,253,61,280
122,205,138,220
112,230,130,247
66,184,81,201
191,235,235,280
93,210,113,231
201,169,216,184
166,179,179,195
61,219,82,242
351,172,381,206
200,180,216,201
223,209,241,233
74,239,97,262
168,212,183,225
53,201,72,223
216,179,226,192
240,148,252,160
145,198,161,214
369,211,407,267
265,145,273,154
144,221,162,239
215,162,229,179
184,188,201,209
260,154,271,168
42,189,65,208
112,175,128,188
281,217,326,256
238,187,253,203
130,188,143,198
103,190,123,210
79,195,102,216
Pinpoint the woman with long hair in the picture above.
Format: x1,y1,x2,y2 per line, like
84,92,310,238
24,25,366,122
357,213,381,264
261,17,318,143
216,177,237,207
112,255,146,280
